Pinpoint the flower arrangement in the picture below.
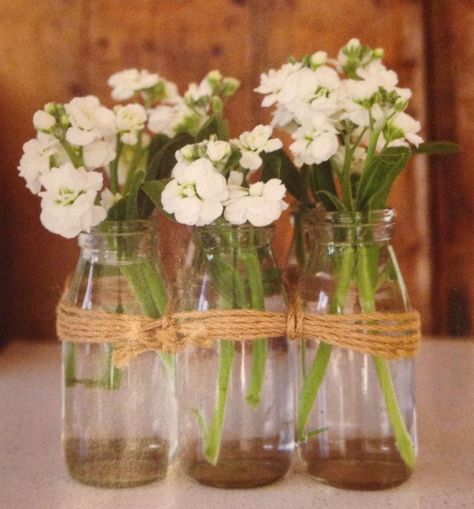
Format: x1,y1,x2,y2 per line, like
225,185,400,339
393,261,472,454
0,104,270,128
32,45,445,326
18,69,240,238
141,123,289,468
256,38,456,473
18,68,243,391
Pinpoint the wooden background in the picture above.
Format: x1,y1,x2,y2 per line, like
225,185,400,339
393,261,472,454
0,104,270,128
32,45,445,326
1,0,472,342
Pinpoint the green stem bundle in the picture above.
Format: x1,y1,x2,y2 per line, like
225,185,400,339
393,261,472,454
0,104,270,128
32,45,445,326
296,239,416,470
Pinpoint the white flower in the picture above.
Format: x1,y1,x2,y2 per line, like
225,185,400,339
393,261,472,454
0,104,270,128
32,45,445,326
385,112,423,147
233,125,283,170
271,104,296,129
277,67,320,106
148,103,181,136
162,158,228,226
175,144,196,163
290,113,339,166
65,96,116,146
18,134,60,194
341,101,386,128
100,188,122,211
344,79,379,102
206,140,231,163
108,69,160,100
185,78,213,102
33,110,56,131
224,179,288,227
83,140,116,169
357,61,398,92
39,163,106,238
255,62,303,107
115,104,147,145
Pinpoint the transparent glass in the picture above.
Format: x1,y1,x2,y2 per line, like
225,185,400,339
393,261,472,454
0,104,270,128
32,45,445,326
296,210,417,490
62,220,177,488
177,224,294,488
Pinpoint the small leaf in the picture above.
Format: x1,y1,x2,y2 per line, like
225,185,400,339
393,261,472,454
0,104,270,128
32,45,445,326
196,112,229,141
307,162,338,211
107,197,127,221
192,409,208,440
315,190,346,211
261,149,307,203
412,141,459,155
125,170,145,219
142,179,168,207
357,146,410,210
306,427,329,439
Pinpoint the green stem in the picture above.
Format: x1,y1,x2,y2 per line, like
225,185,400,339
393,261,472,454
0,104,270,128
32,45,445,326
197,244,243,463
123,132,145,195
296,342,332,441
109,136,123,194
296,246,355,442
141,260,167,315
357,245,416,469
64,342,76,387
240,248,267,408
204,339,235,465
60,139,83,168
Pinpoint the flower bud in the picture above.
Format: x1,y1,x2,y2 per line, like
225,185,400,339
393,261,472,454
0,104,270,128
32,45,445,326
373,48,384,59
310,51,328,68
222,78,240,97
33,110,56,131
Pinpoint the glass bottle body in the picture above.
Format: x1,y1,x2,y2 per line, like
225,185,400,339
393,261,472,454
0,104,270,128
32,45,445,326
296,210,417,490
62,220,176,488
177,225,294,488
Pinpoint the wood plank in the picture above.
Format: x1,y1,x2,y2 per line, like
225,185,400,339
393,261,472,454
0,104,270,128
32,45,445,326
0,0,86,339
424,0,474,336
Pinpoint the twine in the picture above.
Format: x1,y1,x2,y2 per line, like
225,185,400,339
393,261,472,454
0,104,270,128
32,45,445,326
56,296,421,366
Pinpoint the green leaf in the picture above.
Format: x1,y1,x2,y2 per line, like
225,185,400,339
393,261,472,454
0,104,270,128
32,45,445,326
107,197,127,221
307,162,338,211
357,146,410,210
142,179,168,208
196,112,229,141
150,133,194,181
315,190,346,211
306,427,329,439
261,149,307,203
146,134,171,181
125,170,145,219
192,408,208,440
411,141,459,155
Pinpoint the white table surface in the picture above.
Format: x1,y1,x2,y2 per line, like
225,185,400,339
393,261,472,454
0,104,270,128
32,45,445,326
1,339,473,509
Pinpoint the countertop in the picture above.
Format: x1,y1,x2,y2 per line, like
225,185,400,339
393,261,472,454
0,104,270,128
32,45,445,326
1,339,473,509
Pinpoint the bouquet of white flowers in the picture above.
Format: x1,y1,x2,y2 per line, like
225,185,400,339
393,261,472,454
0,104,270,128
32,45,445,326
141,126,290,474
255,39,456,484
18,68,241,238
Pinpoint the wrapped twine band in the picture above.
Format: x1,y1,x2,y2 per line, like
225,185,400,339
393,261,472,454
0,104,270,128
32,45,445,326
56,299,421,367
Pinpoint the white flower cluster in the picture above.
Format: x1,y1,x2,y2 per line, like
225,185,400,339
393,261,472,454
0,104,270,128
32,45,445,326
256,39,423,168
162,126,288,227
18,95,142,237
148,70,240,138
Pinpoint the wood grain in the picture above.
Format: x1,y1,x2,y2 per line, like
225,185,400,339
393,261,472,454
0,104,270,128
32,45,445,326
0,0,468,339
424,0,474,336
